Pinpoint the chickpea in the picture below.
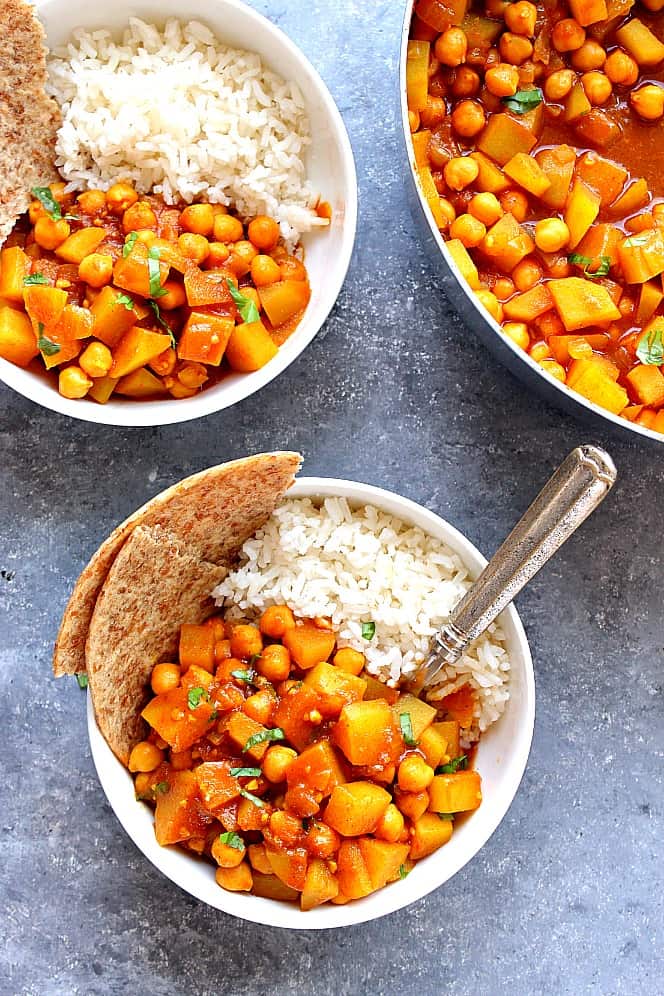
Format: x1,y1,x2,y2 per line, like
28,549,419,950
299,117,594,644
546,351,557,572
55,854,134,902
78,253,113,288
128,740,164,773
150,348,176,377
79,342,113,379
539,358,566,382
305,822,340,859
263,745,298,783
449,213,486,247
269,810,303,847
581,71,612,105
395,790,429,822
499,188,529,222
504,1,537,37
151,662,180,695
34,217,70,250
257,644,291,683
451,99,486,137
230,623,262,660
158,280,186,310
179,203,215,236
631,84,664,121
250,254,281,287
544,69,576,102
546,255,572,280
177,233,210,265
444,155,479,191
513,258,542,292
469,191,503,226
135,229,157,246
206,242,231,268
260,604,296,638
246,215,280,251
485,63,520,97
228,240,259,277
571,39,606,71
408,109,420,132
476,288,504,321
77,189,107,215
493,277,515,300
452,66,481,98
499,32,533,65
243,688,276,726
434,27,467,66
212,834,246,868
215,862,253,892
642,0,664,9
333,647,365,676
122,201,157,233
213,214,244,243
374,804,405,843
604,49,639,86
398,755,435,793
503,321,530,350
106,182,138,214
58,366,93,400
279,256,308,281
177,363,208,390
529,341,551,362
534,217,570,253
29,199,47,224
420,95,447,128
552,19,586,53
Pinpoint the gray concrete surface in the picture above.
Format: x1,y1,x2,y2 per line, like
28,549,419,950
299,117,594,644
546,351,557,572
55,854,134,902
1,1,663,993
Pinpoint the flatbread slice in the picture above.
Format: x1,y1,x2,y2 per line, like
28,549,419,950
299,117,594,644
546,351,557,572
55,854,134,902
86,525,226,765
0,0,60,242
53,452,302,676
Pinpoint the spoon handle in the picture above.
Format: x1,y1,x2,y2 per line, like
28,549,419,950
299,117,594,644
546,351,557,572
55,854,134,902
418,445,617,688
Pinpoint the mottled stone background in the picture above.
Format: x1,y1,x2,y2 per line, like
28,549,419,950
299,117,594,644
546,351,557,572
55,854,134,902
1,1,662,993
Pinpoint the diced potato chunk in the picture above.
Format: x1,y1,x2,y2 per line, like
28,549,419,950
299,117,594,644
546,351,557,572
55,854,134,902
115,368,165,397
251,873,299,902
615,18,664,66
503,153,551,197
333,699,399,765
286,740,346,797
358,838,410,889
154,771,213,845
417,165,447,229
481,213,534,273
195,761,241,811
618,230,664,284
536,145,576,211
433,720,460,759
392,692,437,740
410,812,454,859
548,277,621,331
568,359,629,413
55,227,108,264
223,711,270,760
626,361,664,407
303,661,366,718
0,307,38,367
324,782,391,836
406,39,430,112
470,152,511,194
564,180,601,250
0,247,31,301
429,770,483,813
282,623,336,670
336,840,373,899
477,114,536,166
110,327,172,378
503,284,553,322
446,238,480,290
141,686,216,751
265,846,308,891
569,0,607,27
300,858,339,910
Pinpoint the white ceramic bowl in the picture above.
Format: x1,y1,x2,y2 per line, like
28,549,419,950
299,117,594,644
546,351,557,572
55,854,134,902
1,0,357,426
88,476,535,928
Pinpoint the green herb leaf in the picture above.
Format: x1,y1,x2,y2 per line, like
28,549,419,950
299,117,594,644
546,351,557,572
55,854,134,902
123,231,138,258
37,322,61,357
399,712,416,747
636,321,664,366
361,621,376,641
398,864,410,879
75,673,88,689
226,279,260,323
116,293,135,311
148,246,168,298
31,186,63,220
436,754,468,774
242,727,285,752
219,830,245,850
187,686,209,710
568,252,611,279
154,781,169,794
229,766,262,778
239,787,265,807
146,299,176,349
438,812,455,821
24,272,49,286
231,668,256,685
501,88,543,114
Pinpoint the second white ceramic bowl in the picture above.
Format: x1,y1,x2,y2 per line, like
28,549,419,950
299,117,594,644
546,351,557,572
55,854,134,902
88,476,535,928
1,0,357,426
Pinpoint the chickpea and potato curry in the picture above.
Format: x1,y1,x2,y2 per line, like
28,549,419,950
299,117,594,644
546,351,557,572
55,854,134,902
130,608,481,910
0,182,317,402
408,0,664,432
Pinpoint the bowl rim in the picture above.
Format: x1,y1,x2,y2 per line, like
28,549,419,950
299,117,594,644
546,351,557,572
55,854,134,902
398,1,662,446
87,475,536,929
1,0,358,427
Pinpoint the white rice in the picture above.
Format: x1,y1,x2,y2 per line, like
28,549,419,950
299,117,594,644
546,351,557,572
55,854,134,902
46,18,328,243
213,498,511,744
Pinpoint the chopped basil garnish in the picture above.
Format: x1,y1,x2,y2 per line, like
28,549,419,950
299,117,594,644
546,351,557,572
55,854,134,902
116,293,135,311
226,279,260,324
436,754,468,774
636,321,664,366
239,787,264,807
24,272,49,286
37,324,60,356
231,668,256,685
31,186,62,220
361,621,376,641
154,781,169,794
123,231,138,257
146,299,176,348
75,673,88,689
501,88,543,114
399,712,416,747
230,766,262,778
438,812,455,821
147,246,168,298
187,686,209,710
568,253,611,280
219,831,245,850
242,727,285,752
398,864,410,879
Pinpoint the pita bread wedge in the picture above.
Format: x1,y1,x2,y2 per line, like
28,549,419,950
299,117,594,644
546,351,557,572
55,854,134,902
0,0,60,242
86,525,226,765
53,452,302,677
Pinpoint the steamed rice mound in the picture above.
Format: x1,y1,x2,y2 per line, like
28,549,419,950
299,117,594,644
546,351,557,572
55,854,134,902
47,18,326,243
213,497,511,744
